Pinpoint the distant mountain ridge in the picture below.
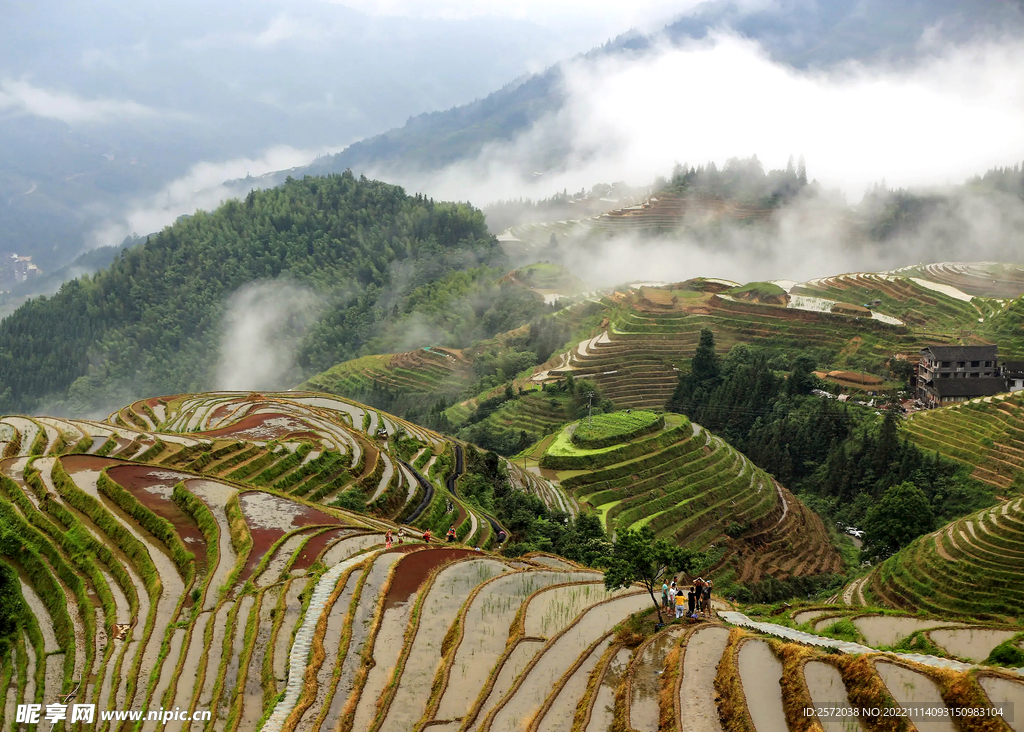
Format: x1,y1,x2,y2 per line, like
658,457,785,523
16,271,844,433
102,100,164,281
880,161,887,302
295,0,1024,183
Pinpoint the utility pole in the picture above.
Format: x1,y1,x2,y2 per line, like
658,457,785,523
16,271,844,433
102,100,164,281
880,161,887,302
587,391,595,428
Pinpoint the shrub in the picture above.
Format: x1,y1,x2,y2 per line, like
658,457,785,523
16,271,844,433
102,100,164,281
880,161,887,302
985,636,1024,667
819,619,860,643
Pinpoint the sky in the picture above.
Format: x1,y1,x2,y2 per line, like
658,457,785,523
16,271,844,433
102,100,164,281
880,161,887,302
321,0,708,35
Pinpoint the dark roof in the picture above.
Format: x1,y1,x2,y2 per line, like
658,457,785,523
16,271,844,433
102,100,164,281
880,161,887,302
931,377,1006,398
920,345,998,361
1003,361,1024,373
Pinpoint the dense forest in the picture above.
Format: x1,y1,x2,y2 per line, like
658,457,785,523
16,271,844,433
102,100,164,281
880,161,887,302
0,172,524,415
668,329,994,559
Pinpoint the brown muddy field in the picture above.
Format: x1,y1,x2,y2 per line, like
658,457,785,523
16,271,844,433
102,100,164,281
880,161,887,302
289,527,352,573
198,411,317,441
105,464,206,554
238,491,341,576
384,548,478,610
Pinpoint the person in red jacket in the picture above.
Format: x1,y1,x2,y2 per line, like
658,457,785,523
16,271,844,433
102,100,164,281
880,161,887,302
446,525,457,542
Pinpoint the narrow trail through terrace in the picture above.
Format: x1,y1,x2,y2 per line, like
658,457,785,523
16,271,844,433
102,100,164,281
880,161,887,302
718,611,1024,675
262,552,375,732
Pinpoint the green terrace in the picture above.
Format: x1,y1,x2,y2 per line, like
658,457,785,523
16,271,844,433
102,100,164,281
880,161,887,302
848,495,1024,620
540,414,842,587
299,350,473,413
903,392,1024,489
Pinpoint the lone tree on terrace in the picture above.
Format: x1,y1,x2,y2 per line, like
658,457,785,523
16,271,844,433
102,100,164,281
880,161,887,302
603,527,701,624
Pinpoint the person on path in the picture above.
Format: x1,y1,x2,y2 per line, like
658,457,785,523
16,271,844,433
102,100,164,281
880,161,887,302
446,524,457,543
385,529,393,548
687,587,696,617
702,581,712,614
661,581,670,608
423,529,432,543
397,528,405,545
675,590,686,619
667,584,677,613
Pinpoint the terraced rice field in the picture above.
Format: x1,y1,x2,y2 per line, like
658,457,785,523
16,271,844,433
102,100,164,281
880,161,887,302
545,415,841,583
300,348,473,413
0,391,666,731
891,262,1024,299
792,272,985,331
844,495,1024,618
903,392,1024,489
449,390,577,449
529,265,1021,410
3,387,1022,732
581,617,1023,732
553,294,925,411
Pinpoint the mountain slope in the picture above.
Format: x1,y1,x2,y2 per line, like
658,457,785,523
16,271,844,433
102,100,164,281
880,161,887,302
0,173,505,415
903,391,1024,490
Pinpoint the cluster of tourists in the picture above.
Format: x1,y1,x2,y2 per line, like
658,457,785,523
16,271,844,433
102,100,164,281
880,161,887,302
384,529,406,548
661,577,713,620
383,524,463,547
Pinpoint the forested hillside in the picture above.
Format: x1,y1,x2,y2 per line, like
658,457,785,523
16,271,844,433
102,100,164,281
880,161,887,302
0,172,531,415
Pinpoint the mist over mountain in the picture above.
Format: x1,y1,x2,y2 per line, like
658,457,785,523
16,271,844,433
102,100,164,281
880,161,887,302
300,0,1024,197
0,0,611,269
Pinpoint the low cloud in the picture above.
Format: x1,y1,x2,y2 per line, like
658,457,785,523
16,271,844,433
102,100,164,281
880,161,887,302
215,280,325,391
549,184,1024,288
0,78,161,124
391,32,1024,204
90,145,334,248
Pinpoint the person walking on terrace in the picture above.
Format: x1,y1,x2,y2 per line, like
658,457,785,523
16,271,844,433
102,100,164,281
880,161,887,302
385,529,393,549
661,581,670,608
446,524,457,543
687,586,696,617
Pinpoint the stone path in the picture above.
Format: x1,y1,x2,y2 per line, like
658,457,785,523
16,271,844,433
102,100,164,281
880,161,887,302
718,611,1024,676
262,552,375,732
